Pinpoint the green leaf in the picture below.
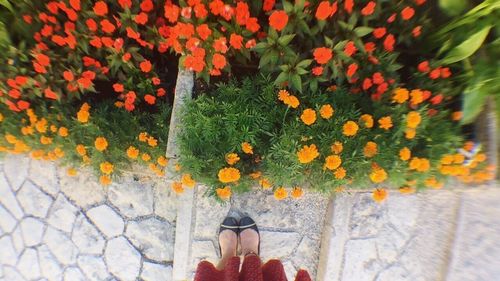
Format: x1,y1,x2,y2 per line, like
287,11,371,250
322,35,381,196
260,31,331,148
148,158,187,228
354,26,373,37
324,36,333,48
278,34,296,46
441,25,492,64
290,74,302,92
462,83,488,124
283,1,294,13
275,71,289,85
0,21,11,47
0,0,14,13
296,59,312,68
253,42,269,53
295,67,308,75
439,0,468,16
279,64,290,72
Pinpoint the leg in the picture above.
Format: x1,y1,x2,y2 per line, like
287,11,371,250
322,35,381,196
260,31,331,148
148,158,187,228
217,228,238,270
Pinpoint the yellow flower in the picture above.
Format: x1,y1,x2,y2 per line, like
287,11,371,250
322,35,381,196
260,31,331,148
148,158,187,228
21,126,34,135
343,121,359,136
451,111,462,121
363,141,378,158
31,150,44,160
127,146,139,159
278,89,289,101
399,147,411,161
76,144,86,156
142,153,151,162
157,156,168,167
58,127,69,137
139,132,148,142
324,155,342,170
225,153,240,165
409,157,430,172
241,142,253,154
360,114,374,128
35,118,48,133
425,177,443,189
334,167,346,179
175,164,181,171
405,128,416,139
67,168,77,176
274,187,288,200
50,125,57,133
0,113,3,122
378,116,393,130
181,173,196,188
259,178,272,189
77,109,90,123
218,167,241,183
100,162,114,175
40,136,53,145
406,111,421,129
297,144,320,164
5,134,18,144
95,137,108,151
331,141,343,154
172,181,184,194
319,104,334,119
285,95,300,108
147,137,158,147
392,88,409,103
54,147,64,158
99,175,112,186
372,188,388,203
291,187,304,199
369,167,387,183
115,101,124,108
249,171,262,179
216,186,232,200
300,108,317,125
410,89,423,105
399,186,415,194
335,186,345,192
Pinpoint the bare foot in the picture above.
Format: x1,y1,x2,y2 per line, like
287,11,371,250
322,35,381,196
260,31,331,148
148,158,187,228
219,229,238,258
239,228,259,256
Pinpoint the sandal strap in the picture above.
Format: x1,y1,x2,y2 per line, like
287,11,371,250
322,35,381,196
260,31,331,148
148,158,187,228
220,224,239,229
239,222,256,228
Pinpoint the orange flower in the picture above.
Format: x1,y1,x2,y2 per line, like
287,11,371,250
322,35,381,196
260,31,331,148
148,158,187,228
297,144,320,164
67,168,77,177
324,155,342,170
241,142,253,154
172,181,184,194
334,167,346,179
399,147,411,161
216,186,232,200
313,47,333,64
378,116,393,130
218,167,241,183
369,167,387,183
77,109,90,122
142,153,151,162
259,178,272,189
212,53,227,69
406,111,421,129
144,94,156,105
363,142,378,158
343,121,359,136
291,187,304,199
274,187,288,200
320,104,334,119
58,127,69,137
76,144,86,156
181,174,196,188
225,153,240,165
360,114,374,128
405,128,416,139
451,111,462,121
100,175,112,186
147,137,158,147
331,141,343,154
410,89,423,105
409,157,430,172
40,136,53,145
301,109,317,125
269,10,288,31
93,1,108,16
157,156,168,167
392,88,409,103
399,186,415,194
425,177,443,189
140,60,152,73
100,162,114,175
372,188,388,203
95,137,108,151
127,146,139,159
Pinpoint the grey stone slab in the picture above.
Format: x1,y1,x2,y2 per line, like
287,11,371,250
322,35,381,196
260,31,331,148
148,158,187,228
43,226,78,265
17,181,53,218
0,173,24,219
282,261,297,281
191,240,217,265
2,266,27,281
105,237,141,281
260,231,301,261
11,225,24,254
38,245,63,281
59,169,106,208
47,194,79,233
153,184,177,223
349,193,386,239
0,204,17,233
141,262,173,281
125,218,174,262
29,160,59,196
63,267,86,281
375,265,412,281
193,187,230,240
86,205,124,238
19,217,45,246
172,182,195,281
341,239,382,281
291,236,320,278
17,248,41,280
77,255,110,281
71,214,105,255
3,154,29,191
108,180,154,218
0,236,19,266
446,189,500,281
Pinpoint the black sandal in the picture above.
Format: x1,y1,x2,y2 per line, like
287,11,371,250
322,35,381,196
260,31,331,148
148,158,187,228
218,217,239,257
239,216,260,256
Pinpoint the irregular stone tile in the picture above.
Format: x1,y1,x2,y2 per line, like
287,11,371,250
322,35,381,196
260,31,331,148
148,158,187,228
38,245,63,281
77,255,110,281
71,214,105,255
0,173,24,219
341,239,382,281
387,193,420,237
191,240,218,264
3,154,30,191
17,248,41,280
260,231,301,260
108,180,154,218
20,217,45,247
63,267,86,281
0,204,17,233
291,236,320,277
0,236,19,266
59,169,106,208
2,265,27,281
29,160,59,196
47,194,79,233
87,205,124,238
125,218,175,262
0,263,3,278
141,262,173,281
43,226,78,265
282,261,297,281
17,181,53,218
105,237,141,281
349,193,386,238
11,225,24,253
375,225,408,264
375,265,412,281
193,189,230,239
153,185,177,223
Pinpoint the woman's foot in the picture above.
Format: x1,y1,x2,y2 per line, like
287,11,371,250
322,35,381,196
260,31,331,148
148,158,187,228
239,217,260,256
219,229,238,257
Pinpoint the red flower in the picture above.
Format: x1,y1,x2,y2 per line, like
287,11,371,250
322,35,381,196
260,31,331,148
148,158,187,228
245,39,256,48
387,13,396,23
269,10,288,31
164,4,180,23
209,0,224,15
86,19,98,32
23,15,32,24
365,42,376,53
212,53,227,69
362,78,372,90
157,88,166,97
140,0,154,12
181,7,192,19
401,7,415,20
8,89,20,99
126,27,140,39
383,34,395,52
118,0,132,9
344,0,354,14
412,26,422,37
313,47,333,64
44,88,58,99
184,55,205,72
90,37,102,48
417,61,429,72
144,94,156,105
101,20,116,33
316,1,334,20
63,71,74,81
441,67,451,78
346,63,358,77
196,24,212,40
113,83,124,92
213,37,228,53
372,72,384,84
93,1,108,16
194,4,208,18
140,60,152,73
429,68,440,79
235,2,250,25
430,94,443,105
152,77,161,85
246,17,260,33
312,66,324,76
415,0,426,6
134,13,148,25
361,1,376,16
17,100,30,110
344,41,357,57
263,0,275,12
373,27,386,39
230,34,243,50
69,0,81,11
36,53,51,67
